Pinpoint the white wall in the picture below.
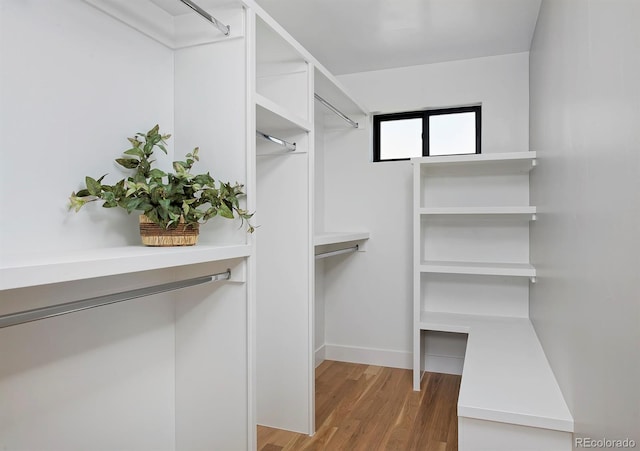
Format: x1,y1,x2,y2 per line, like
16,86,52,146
319,53,530,371
0,0,174,255
529,0,640,445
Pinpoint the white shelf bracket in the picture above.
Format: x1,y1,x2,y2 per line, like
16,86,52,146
530,276,537,284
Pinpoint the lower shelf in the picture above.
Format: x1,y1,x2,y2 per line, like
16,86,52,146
416,310,573,433
419,260,536,278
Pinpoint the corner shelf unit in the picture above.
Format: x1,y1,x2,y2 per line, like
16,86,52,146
411,151,574,448
413,151,537,389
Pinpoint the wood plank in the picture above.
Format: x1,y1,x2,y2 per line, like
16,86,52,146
258,361,461,450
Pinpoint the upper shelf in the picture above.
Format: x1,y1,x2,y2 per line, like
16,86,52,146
255,14,307,73
314,68,368,130
414,152,537,176
250,0,368,129
256,94,312,135
0,244,251,291
84,0,244,49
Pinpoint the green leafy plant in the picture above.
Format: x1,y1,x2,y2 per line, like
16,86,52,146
70,125,254,232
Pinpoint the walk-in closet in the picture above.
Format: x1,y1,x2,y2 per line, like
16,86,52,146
2,0,639,450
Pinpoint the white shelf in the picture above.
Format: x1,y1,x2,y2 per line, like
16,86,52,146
255,13,306,71
84,0,244,49
0,244,252,290
420,260,536,278
314,232,370,247
418,311,574,433
414,151,537,175
256,93,312,134
420,206,536,219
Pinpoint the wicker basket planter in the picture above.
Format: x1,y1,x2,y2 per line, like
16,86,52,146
139,214,199,246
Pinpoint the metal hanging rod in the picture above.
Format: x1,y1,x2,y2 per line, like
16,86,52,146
0,270,231,329
314,94,359,129
257,131,296,152
315,244,359,260
178,0,230,36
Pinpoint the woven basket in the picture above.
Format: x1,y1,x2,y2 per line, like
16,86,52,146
139,215,199,246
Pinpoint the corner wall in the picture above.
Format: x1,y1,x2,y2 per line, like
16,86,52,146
321,53,529,370
529,0,640,445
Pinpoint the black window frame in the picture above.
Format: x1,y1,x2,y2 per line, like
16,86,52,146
373,105,481,162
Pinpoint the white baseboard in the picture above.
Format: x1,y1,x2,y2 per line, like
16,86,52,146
323,343,412,369
423,354,464,375
317,343,464,375
315,345,326,368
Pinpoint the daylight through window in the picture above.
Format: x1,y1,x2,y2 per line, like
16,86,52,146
373,106,481,161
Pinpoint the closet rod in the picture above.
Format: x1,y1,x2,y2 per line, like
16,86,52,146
257,131,296,151
0,270,231,329
314,94,359,129
315,244,359,259
178,0,230,36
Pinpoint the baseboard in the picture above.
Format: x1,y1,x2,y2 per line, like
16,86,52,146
423,354,464,375
315,345,326,368
319,344,464,375
323,344,412,369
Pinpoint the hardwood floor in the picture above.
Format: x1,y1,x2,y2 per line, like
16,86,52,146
257,361,461,451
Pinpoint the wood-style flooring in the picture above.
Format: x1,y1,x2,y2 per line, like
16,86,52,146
257,360,461,451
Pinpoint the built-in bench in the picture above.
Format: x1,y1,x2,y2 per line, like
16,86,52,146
420,311,574,451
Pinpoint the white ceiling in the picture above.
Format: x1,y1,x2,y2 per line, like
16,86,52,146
255,0,542,75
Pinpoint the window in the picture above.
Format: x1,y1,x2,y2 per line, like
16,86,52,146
373,106,481,161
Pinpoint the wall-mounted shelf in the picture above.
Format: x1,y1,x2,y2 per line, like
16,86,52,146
256,94,312,134
420,260,535,278
314,68,368,130
255,14,310,123
314,232,370,259
0,244,251,290
415,151,537,176
314,232,370,247
84,0,244,49
420,206,536,220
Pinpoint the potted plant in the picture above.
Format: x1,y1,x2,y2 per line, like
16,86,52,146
69,125,253,246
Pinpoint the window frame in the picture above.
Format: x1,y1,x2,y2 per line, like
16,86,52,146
372,105,482,162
